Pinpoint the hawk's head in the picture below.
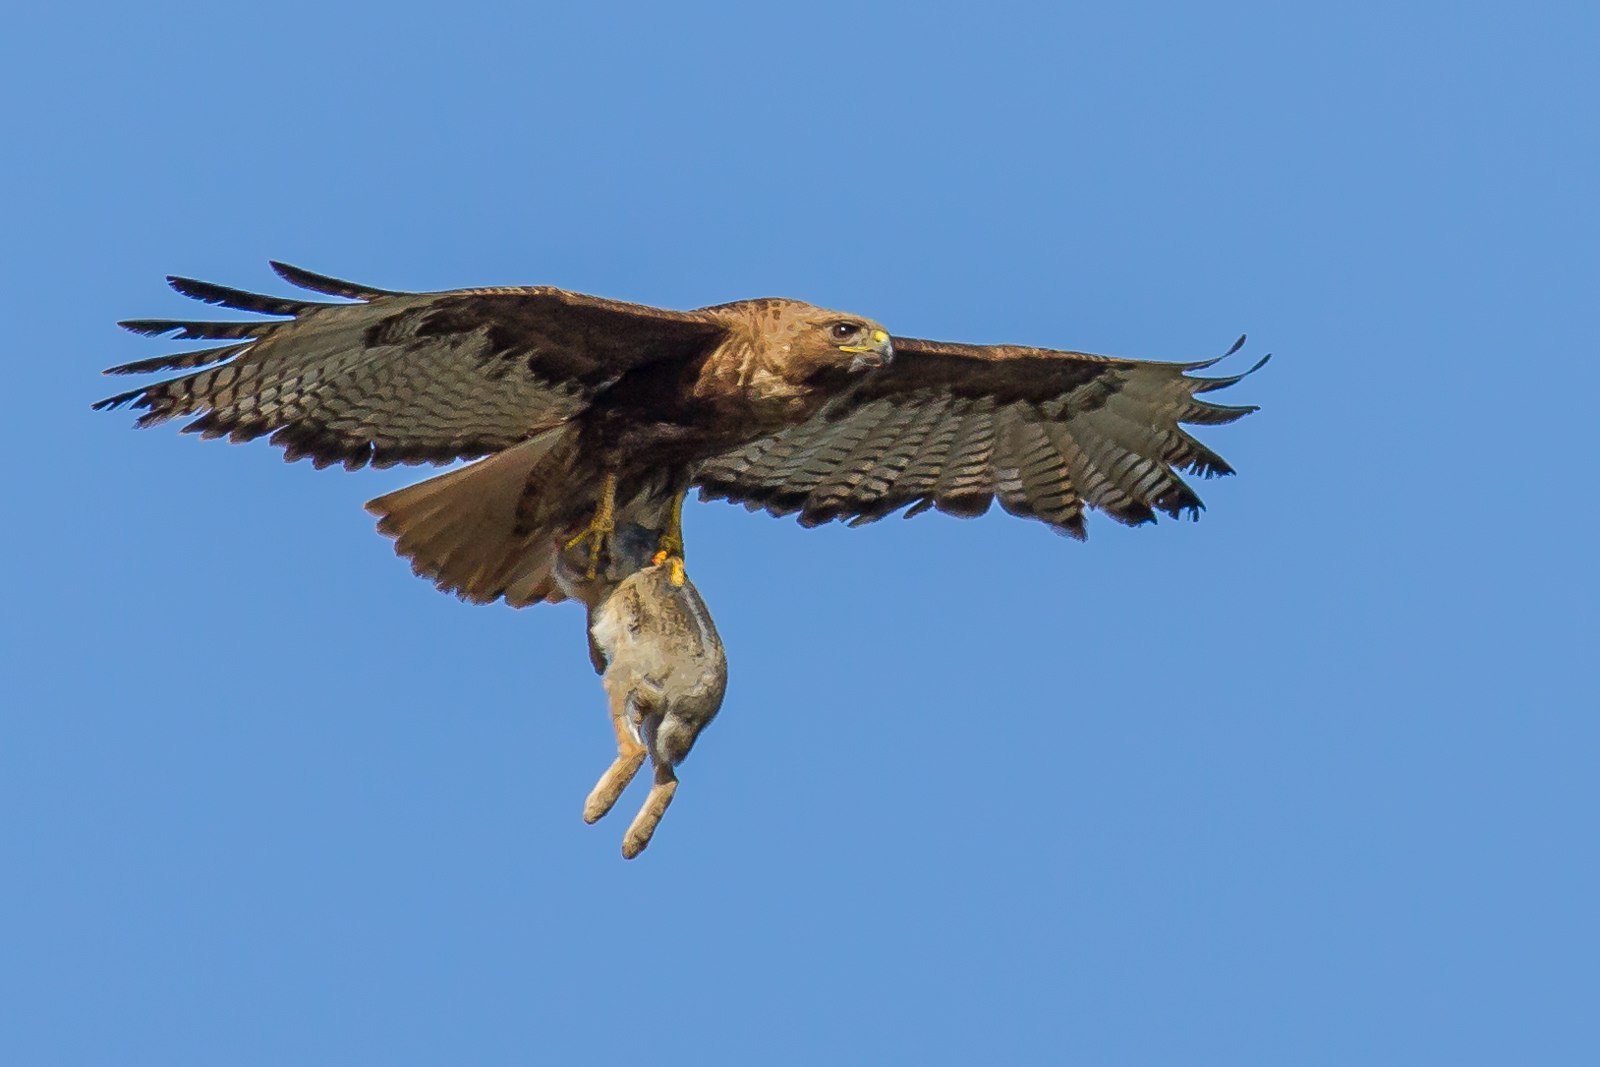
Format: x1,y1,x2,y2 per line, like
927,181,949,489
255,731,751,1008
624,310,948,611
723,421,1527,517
697,298,894,408
827,318,895,372
771,302,894,383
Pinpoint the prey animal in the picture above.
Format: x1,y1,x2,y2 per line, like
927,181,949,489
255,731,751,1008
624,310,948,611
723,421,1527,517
554,524,726,859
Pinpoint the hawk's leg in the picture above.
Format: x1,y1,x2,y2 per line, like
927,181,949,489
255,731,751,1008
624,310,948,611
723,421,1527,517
583,685,646,824
649,490,688,588
622,762,679,859
564,472,618,580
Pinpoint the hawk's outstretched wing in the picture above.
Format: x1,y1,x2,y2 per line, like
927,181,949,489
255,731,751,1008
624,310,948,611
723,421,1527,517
95,263,728,470
694,335,1267,537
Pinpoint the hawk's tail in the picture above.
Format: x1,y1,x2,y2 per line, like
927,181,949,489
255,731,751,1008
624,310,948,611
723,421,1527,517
365,426,590,607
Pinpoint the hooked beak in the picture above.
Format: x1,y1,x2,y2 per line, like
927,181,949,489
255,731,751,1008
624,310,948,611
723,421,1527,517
842,329,893,372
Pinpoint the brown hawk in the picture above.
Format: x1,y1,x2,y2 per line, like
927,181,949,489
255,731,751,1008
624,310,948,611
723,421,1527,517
97,263,1267,604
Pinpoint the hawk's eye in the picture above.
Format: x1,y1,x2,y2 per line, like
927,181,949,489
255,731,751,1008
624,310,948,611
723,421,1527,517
831,322,860,340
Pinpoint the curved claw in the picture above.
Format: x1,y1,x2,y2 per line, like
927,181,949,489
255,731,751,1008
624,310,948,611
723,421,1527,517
563,473,618,579
649,550,687,587
651,490,688,586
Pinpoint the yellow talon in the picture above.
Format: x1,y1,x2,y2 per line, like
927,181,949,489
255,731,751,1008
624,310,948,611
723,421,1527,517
654,490,686,563
649,549,687,587
564,473,618,579
648,491,687,586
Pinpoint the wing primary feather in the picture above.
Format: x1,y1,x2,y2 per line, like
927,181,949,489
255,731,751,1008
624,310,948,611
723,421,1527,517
1182,334,1249,371
116,319,273,340
91,385,150,412
1192,352,1272,393
103,342,249,375
1180,399,1259,425
165,276,324,316
269,261,401,301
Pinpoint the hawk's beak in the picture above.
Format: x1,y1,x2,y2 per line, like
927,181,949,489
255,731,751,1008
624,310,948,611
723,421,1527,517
842,329,893,371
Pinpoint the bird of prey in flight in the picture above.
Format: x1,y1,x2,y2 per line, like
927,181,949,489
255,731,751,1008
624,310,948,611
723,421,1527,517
97,262,1267,606
97,263,1266,855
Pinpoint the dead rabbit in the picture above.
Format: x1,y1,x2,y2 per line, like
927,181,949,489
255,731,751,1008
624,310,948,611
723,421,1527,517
554,524,726,858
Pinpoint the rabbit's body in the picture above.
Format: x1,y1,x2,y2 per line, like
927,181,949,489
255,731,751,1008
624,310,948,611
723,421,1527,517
591,563,727,768
553,523,727,857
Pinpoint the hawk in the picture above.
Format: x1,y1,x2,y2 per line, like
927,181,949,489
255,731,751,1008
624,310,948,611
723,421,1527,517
97,263,1267,603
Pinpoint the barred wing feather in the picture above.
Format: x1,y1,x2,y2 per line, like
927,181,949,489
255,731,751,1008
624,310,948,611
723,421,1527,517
96,263,728,470
695,335,1266,537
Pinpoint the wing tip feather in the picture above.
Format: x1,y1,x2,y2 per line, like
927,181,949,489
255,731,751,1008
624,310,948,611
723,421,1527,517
1191,351,1272,393
269,260,400,300
164,274,315,316
1184,334,1248,371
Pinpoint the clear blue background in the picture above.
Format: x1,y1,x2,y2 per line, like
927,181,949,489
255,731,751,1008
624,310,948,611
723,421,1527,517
4,2,1596,1063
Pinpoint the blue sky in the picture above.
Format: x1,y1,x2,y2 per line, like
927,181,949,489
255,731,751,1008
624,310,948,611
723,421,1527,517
4,2,1596,1063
